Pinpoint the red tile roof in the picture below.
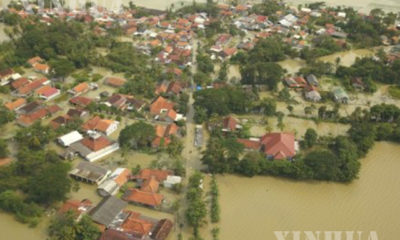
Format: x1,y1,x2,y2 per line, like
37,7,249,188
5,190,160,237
123,188,163,207
69,96,93,107
260,133,296,160
18,108,48,126
136,169,172,182
5,98,26,111
73,82,89,94
140,176,159,193
17,78,47,95
237,138,261,150
223,116,238,131
121,212,154,237
81,136,112,151
11,77,29,89
150,96,174,115
82,116,115,133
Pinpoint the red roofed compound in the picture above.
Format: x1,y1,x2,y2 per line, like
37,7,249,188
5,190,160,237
135,169,173,183
17,77,48,96
123,188,164,208
82,116,119,136
35,85,61,101
33,63,50,74
120,211,154,238
58,199,93,220
150,96,174,115
69,96,93,107
27,56,44,66
222,116,241,132
260,133,298,160
71,82,90,95
5,98,26,111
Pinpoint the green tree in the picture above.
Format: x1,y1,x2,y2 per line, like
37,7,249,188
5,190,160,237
119,121,156,150
28,162,71,205
303,128,318,149
48,212,100,240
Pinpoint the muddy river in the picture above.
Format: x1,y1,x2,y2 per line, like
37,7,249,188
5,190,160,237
218,142,400,240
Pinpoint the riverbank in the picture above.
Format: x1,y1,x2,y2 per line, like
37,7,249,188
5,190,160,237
217,141,400,240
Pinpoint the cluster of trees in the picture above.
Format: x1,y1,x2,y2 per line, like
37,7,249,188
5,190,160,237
193,87,253,123
0,104,16,126
250,0,287,22
300,35,347,62
209,175,220,223
0,122,71,225
339,8,397,47
336,57,400,89
194,52,214,86
185,172,207,240
235,38,294,90
48,211,100,240
119,121,156,150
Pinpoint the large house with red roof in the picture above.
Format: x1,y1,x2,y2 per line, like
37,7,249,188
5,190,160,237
68,132,120,162
238,132,299,160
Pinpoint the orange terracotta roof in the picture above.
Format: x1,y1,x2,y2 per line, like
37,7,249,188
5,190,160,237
150,96,174,115
11,77,29,89
140,176,159,192
18,108,48,126
81,136,112,151
18,78,47,95
237,138,261,150
73,82,89,94
260,133,296,160
27,56,44,65
152,137,171,148
123,189,163,207
136,169,172,182
33,63,50,72
82,116,115,133
5,98,26,111
69,96,93,107
121,212,154,237
114,169,131,186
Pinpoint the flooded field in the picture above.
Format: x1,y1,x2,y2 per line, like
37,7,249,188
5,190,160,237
247,115,350,138
217,141,400,240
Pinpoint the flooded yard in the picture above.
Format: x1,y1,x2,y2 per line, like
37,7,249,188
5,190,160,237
217,142,400,240
245,115,349,138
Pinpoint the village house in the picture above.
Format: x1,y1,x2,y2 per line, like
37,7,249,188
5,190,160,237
82,116,119,136
57,131,84,147
222,116,242,132
27,56,44,66
35,85,61,101
89,196,128,227
69,161,111,185
97,168,131,197
333,87,349,103
17,107,50,127
67,108,89,119
70,82,90,96
68,132,120,162
58,199,93,221
69,96,93,108
105,76,126,88
0,68,14,86
32,63,50,74
150,96,182,122
306,74,319,86
238,132,299,160
16,77,49,97
4,98,26,111
11,77,29,90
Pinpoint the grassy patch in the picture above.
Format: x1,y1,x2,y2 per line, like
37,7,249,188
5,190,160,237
388,86,400,99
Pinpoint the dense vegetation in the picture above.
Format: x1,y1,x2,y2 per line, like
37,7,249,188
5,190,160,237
119,121,156,150
48,211,100,240
185,172,207,240
0,123,71,225
201,103,400,182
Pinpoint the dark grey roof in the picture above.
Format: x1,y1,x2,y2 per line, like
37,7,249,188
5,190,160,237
90,196,128,227
69,161,109,182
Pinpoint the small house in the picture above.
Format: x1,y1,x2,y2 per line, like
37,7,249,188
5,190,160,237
333,87,349,103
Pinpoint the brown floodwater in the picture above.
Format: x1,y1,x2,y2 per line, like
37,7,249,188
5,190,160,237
217,142,400,240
